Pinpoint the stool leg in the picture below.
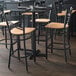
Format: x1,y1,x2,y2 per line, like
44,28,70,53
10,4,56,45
51,29,53,53
23,34,28,72
68,42,71,56
4,27,8,48
17,36,21,61
8,35,13,69
63,31,67,62
68,39,71,56
68,29,71,56
38,24,40,44
45,28,48,59
2,27,5,35
31,31,36,62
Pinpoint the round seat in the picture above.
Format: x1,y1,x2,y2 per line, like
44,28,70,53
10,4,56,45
11,27,35,35
0,21,19,27
4,10,11,14
45,22,68,29
57,11,66,16
35,18,50,23
22,12,38,16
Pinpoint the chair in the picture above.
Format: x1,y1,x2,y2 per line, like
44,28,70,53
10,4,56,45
0,1,11,15
45,7,72,62
4,10,36,72
21,5,38,27
0,2,17,48
54,1,64,22
35,6,52,44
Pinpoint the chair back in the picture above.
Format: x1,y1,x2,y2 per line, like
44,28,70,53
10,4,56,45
64,7,73,29
36,4,52,20
0,1,4,21
0,1,4,11
54,1,62,14
34,0,46,6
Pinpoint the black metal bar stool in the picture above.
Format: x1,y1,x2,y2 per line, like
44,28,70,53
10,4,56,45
45,7,73,62
4,10,36,71
34,5,52,44
0,3,18,48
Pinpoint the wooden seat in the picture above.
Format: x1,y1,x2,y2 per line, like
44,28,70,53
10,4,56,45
0,21,19,26
35,18,50,23
0,10,11,15
4,10,11,14
11,27,35,35
45,22,68,29
57,10,76,16
22,12,38,16
22,12,33,15
57,11,66,16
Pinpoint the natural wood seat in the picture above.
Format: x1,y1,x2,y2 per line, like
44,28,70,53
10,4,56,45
0,21,19,26
35,18,50,23
57,11,66,16
72,10,76,13
11,27,35,35
57,10,76,16
0,10,11,15
22,12,38,16
4,10,11,14
45,22,68,29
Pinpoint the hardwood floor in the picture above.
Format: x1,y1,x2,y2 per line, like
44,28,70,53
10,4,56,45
0,32,76,76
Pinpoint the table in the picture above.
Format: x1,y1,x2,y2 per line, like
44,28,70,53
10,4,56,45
4,0,34,9
18,5,52,58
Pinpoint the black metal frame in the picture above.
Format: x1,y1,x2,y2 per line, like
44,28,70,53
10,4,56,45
35,8,52,44
45,7,72,62
4,9,36,72
0,1,10,48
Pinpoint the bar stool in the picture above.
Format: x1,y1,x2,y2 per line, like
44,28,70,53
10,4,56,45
22,10,38,27
4,11,36,72
45,7,72,62
0,3,18,48
35,8,52,44
54,1,64,23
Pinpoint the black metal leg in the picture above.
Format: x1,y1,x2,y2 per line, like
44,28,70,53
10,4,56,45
22,15,28,71
63,31,67,62
17,36,21,61
8,35,13,69
67,29,71,56
4,27,8,48
32,11,36,62
51,29,53,53
45,28,48,59
1,27,5,36
38,25,40,44
23,34,28,72
31,31,36,62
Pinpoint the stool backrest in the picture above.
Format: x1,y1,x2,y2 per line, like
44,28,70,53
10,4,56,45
0,1,4,11
54,1,62,14
0,1,4,21
64,7,73,29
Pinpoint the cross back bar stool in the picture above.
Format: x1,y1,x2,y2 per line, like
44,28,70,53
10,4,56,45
45,7,73,62
4,11,36,71
21,5,38,27
0,3,18,48
35,6,52,44
54,1,65,23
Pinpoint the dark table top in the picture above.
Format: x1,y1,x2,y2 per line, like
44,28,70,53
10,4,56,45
18,6,52,12
4,0,34,4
